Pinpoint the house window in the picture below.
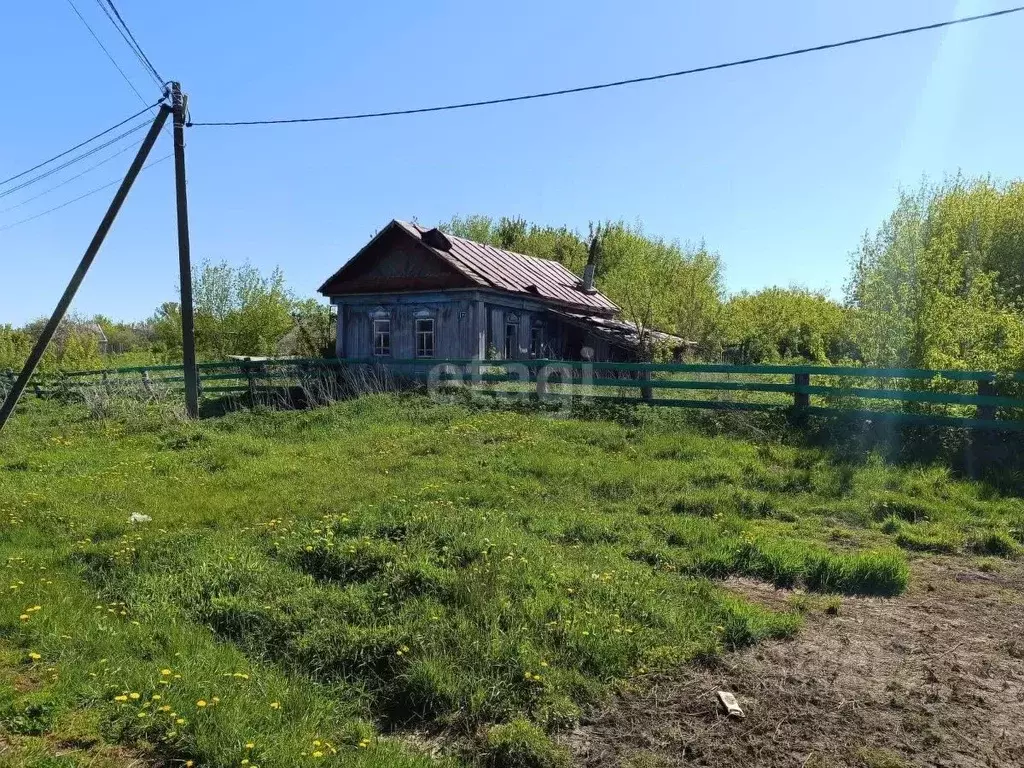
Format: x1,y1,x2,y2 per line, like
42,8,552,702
504,320,519,359
373,319,391,356
415,318,435,358
530,323,544,358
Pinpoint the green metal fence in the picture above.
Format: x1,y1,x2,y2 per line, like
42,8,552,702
5,357,1024,431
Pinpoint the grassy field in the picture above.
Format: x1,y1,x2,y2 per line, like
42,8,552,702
0,395,1021,767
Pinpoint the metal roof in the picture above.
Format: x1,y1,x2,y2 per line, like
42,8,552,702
396,220,619,315
549,309,693,351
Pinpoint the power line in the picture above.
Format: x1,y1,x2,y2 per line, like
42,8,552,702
0,139,144,215
189,5,1024,127
0,102,162,188
94,0,163,88
0,154,171,233
0,121,154,200
65,0,149,106
103,0,164,85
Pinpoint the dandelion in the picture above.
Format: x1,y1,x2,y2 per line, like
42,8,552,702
129,692,141,700
176,718,187,725
19,614,29,621
114,695,129,702
269,701,280,710
196,700,207,708
245,742,255,749
161,669,172,676
28,652,41,661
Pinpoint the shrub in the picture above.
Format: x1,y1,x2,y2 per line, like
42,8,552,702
484,718,569,768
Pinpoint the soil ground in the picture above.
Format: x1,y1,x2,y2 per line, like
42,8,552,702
568,558,1024,768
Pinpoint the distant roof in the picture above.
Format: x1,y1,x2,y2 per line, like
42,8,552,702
320,219,618,315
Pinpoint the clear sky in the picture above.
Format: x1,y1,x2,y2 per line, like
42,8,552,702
1,0,1023,325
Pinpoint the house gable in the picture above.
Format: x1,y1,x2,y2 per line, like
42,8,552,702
319,224,479,296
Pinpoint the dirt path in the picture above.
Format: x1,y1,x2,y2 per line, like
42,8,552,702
568,559,1024,768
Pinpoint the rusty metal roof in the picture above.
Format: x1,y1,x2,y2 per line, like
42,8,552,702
396,220,618,315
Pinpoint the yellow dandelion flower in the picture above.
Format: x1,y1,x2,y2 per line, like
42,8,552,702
19,614,29,621
176,718,186,725
245,742,255,749
129,692,141,700
196,700,207,708
28,652,41,661
161,669,172,676
269,701,280,710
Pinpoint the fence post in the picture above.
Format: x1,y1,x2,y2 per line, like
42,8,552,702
535,363,548,398
793,372,810,410
245,363,256,402
640,367,653,403
976,378,997,422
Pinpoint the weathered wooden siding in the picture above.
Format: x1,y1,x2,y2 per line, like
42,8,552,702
332,289,636,362
339,297,477,359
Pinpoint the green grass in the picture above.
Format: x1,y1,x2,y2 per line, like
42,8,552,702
0,395,1021,767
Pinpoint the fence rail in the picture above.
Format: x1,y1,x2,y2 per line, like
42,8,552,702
5,357,1024,430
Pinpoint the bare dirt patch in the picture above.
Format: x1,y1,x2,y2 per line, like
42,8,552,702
568,558,1024,767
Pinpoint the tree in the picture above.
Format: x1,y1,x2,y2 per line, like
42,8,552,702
723,287,851,364
598,222,684,358
847,176,1024,371
151,261,299,360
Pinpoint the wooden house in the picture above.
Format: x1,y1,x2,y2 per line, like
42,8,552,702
318,220,686,361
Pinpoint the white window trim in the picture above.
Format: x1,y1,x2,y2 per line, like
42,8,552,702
415,317,435,358
373,318,391,357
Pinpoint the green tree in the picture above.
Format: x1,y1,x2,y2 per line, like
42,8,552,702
848,176,1024,371
152,262,298,360
723,287,851,364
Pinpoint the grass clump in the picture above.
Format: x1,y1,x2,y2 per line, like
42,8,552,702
968,529,1022,558
483,718,568,768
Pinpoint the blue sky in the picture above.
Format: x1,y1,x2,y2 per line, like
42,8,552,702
1,0,1022,325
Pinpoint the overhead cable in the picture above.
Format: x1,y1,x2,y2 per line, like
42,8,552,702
0,154,172,233
189,6,1024,127
0,103,162,188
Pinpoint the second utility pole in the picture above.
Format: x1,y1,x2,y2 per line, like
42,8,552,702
171,82,199,418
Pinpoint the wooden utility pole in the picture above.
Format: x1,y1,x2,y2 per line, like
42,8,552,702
0,106,171,434
171,82,200,418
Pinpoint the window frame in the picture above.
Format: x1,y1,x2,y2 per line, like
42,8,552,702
372,318,391,357
415,317,435,359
